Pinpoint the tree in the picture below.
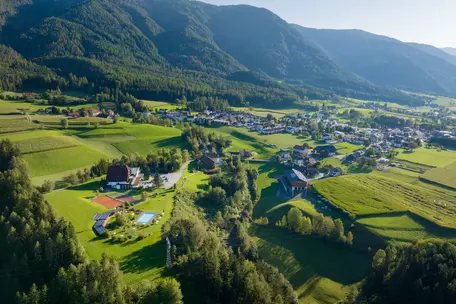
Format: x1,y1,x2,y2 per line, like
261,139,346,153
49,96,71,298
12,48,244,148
333,218,345,242
61,118,69,129
372,249,386,270
113,114,120,124
154,174,163,188
141,192,149,201
115,213,128,226
38,180,55,193
346,231,354,245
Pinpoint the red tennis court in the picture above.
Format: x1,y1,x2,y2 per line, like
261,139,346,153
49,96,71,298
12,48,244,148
93,196,124,208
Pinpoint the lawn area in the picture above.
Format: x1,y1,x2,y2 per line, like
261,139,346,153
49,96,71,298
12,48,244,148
313,174,456,229
421,161,456,190
24,145,108,177
251,226,371,304
357,214,456,244
396,147,456,167
334,142,362,154
46,179,176,284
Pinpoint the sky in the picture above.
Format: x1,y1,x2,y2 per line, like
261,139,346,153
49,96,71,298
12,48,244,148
200,0,456,48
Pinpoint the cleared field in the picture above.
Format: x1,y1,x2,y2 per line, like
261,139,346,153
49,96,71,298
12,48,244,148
141,100,182,111
396,147,456,167
0,119,39,133
233,107,303,118
313,174,456,228
252,226,371,304
421,161,456,190
357,214,456,244
24,145,108,177
16,136,76,154
46,179,176,284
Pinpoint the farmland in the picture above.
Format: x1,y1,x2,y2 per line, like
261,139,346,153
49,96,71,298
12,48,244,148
313,174,456,229
396,147,456,167
421,161,456,190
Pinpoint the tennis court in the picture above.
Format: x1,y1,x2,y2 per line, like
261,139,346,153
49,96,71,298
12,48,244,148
93,196,124,208
136,212,157,225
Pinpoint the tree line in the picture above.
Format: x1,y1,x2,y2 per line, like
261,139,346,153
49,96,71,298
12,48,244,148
273,207,354,245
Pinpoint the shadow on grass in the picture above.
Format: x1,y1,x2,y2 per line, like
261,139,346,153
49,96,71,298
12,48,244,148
69,179,103,191
119,239,166,275
152,136,190,150
252,226,372,287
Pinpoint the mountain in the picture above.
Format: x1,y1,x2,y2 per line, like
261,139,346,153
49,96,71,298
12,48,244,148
0,0,423,106
442,47,456,58
409,43,456,67
293,25,456,97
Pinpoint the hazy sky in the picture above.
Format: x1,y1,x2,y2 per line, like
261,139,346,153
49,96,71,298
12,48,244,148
200,0,456,48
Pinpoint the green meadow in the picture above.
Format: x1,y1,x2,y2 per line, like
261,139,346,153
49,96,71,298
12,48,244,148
421,161,456,190
396,147,456,167
313,174,456,229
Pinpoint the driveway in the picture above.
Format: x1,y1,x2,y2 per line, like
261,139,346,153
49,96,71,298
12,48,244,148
161,161,190,189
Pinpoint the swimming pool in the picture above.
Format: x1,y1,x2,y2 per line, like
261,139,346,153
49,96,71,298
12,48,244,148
136,212,157,225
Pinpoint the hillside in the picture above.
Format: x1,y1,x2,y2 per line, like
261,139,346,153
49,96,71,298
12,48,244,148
0,0,424,106
442,47,456,58
293,25,456,97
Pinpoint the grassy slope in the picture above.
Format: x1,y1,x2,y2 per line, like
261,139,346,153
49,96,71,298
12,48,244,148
250,163,372,303
313,174,456,229
421,161,456,189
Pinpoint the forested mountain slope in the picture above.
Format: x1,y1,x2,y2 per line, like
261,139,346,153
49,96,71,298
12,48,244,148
0,0,427,106
293,25,456,97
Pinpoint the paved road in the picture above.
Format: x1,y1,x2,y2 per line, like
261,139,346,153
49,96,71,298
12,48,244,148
162,161,190,189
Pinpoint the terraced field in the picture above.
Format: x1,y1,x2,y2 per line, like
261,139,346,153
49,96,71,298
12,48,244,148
313,174,456,228
421,161,456,190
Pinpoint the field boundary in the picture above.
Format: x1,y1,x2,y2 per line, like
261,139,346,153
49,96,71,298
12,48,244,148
419,176,456,191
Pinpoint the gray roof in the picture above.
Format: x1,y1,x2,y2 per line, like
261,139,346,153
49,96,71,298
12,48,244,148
285,169,307,183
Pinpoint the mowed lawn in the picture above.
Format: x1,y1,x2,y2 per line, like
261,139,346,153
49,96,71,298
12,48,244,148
251,226,371,304
46,180,176,284
313,174,456,229
396,147,456,167
421,161,456,190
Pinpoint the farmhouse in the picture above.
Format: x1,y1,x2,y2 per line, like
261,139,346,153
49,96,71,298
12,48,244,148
106,165,141,190
279,169,309,195
199,152,223,170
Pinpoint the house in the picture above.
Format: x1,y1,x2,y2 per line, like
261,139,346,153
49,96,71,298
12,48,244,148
279,169,309,195
303,167,319,178
293,145,309,155
314,145,337,157
322,133,332,141
344,154,357,164
106,165,141,190
199,153,222,170
278,149,291,163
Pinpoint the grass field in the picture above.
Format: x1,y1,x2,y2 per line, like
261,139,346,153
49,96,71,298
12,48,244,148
313,174,456,229
24,145,108,177
141,100,182,111
46,179,176,284
421,161,456,190
396,147,456,167
0,118,39,133
357,214,456,244
15,136,77,154
251,226,371,304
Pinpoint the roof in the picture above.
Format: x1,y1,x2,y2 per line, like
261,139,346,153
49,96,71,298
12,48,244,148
294,145,307,150
286,169,307,183
106,165,129,183
93,210,115,221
